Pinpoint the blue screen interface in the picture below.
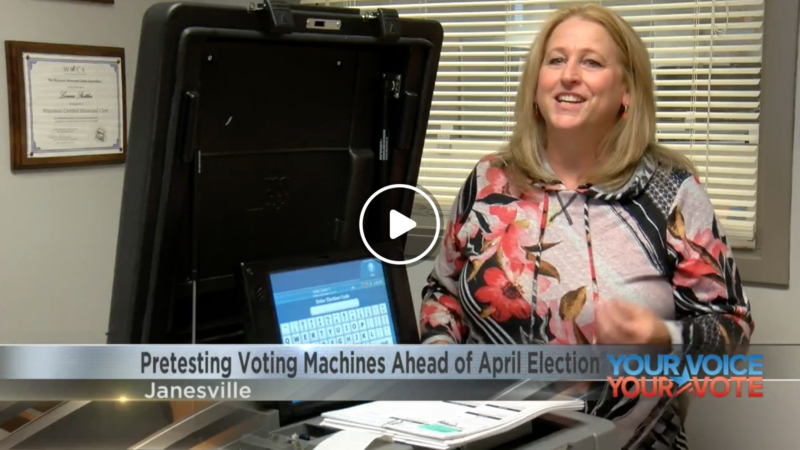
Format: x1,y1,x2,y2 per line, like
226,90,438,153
270,258,397,345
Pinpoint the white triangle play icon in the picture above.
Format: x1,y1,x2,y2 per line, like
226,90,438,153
389,209,417,240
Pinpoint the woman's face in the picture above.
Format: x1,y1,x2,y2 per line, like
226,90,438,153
536,17,630,132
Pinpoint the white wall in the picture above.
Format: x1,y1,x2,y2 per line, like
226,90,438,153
0,0,247,344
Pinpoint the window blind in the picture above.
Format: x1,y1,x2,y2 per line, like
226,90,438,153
311,0,763,249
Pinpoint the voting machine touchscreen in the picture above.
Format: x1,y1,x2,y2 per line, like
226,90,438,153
238,244,418,345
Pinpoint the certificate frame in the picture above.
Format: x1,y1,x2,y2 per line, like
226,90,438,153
5,41,127,171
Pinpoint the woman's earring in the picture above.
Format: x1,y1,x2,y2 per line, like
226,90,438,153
534,104,540,118
622,104,629,119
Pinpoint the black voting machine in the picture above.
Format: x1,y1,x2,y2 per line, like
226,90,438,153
106,1,432,347
104,2,619,449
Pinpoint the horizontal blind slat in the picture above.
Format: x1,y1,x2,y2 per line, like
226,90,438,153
433,68,761,76
437,57,761,66
440,47,762,57
437,11,762,27
431,90,760,98
323,0,762,12
428,120,760,131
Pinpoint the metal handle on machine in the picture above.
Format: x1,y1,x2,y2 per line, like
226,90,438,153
362,9,402,40
248,0,295,34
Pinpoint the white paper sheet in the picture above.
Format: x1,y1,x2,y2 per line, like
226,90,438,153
320,400,585,450
315,429,384,450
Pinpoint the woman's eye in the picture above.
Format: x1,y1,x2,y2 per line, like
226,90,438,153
584,59,601,67
548,57,564,65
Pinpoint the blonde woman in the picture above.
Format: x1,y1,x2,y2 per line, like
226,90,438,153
418,4,753,449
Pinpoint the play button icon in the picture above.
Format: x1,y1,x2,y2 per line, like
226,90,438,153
359,184,441,265
389,210,417,240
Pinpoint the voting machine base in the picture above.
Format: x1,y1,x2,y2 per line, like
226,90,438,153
253,411,618,450
0,401,618,450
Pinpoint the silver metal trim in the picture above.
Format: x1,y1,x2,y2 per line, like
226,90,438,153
306,18,341,30
129,402,236,450
0,401,89,450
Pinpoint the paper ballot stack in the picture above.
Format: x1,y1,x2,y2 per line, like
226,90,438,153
319,400,585,450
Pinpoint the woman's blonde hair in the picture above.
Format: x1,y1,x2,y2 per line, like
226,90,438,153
495,3,693,190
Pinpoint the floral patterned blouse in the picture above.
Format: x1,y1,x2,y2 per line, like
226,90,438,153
418,153,753,449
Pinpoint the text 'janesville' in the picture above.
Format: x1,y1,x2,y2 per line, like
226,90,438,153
141,350,601,379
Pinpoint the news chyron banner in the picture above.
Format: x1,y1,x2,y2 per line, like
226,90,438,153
0,345,774,401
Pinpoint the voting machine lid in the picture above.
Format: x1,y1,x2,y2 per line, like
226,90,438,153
107,1,443,344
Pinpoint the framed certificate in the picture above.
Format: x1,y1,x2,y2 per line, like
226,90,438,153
5,41,127,170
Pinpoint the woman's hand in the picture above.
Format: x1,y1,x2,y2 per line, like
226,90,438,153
596,300,671,346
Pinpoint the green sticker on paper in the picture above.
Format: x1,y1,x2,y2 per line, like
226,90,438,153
420,423,461,433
